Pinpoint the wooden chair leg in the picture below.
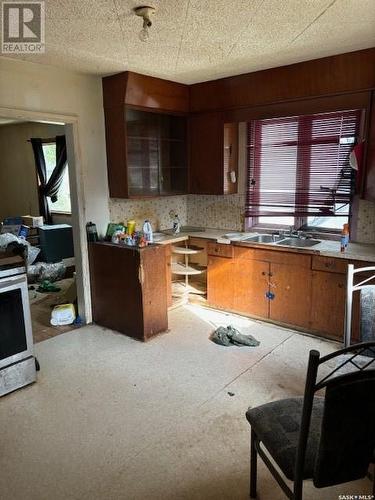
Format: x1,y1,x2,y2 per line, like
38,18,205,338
250,428,258,499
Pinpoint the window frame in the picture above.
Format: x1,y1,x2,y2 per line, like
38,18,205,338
41,140,72,215
245,110,364,234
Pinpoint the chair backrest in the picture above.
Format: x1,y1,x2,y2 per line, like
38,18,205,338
294,342,375,489
345,264,375,347
313,369,375,488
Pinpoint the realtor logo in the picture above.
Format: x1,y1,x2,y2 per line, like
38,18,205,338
1,1,45,53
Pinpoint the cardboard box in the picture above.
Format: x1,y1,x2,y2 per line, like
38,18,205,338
22,215,44,227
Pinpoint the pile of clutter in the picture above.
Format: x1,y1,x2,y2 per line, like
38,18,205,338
1,216,77,327
106,219,154,247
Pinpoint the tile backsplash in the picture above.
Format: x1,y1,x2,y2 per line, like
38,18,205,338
109,194,375,243
108,194,245,232
187,194,245,231
355,199,375,244
109,195,188,231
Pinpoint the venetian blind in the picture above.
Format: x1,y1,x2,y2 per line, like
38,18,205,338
245,110,361,217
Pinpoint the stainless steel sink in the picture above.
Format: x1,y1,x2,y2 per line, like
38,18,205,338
276,238,321,248
242,234,284,243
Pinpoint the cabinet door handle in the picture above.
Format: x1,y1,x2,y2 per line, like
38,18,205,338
269,272,273,277
262,271,266,276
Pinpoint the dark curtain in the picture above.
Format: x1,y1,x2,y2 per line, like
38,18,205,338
31,135,68,225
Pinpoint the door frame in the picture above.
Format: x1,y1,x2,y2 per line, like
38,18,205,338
0,106,91,323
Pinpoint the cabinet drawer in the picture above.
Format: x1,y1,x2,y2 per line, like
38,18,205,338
234,247,268,261
235,246,311,268
312,256,348,274
207,242,234,258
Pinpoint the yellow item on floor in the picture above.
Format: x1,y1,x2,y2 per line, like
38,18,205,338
50,303,76,326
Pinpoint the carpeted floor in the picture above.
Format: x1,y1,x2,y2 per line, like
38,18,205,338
0,305,372,500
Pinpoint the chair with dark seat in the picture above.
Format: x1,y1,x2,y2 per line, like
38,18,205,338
246,341,375,500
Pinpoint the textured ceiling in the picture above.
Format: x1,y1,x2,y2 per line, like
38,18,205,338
1,0,375,83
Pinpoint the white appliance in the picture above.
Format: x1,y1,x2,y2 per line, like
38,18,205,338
0,254,36,396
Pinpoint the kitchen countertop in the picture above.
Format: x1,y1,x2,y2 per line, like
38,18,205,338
155,228,375,263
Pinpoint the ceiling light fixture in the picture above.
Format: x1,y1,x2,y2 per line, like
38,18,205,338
134,5,156,43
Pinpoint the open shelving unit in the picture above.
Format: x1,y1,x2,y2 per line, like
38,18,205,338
171,244,206,306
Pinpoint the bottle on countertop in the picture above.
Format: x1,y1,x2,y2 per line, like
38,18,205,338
86,221,98,242
172,214,181,234
127,220,136,235
142,219,153,244
340,223,350,253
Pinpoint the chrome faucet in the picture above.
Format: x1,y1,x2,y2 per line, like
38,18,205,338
276,226,312,240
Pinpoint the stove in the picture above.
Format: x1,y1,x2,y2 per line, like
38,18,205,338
0,252,36,396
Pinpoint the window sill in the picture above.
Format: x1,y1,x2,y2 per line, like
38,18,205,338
51,211,72,216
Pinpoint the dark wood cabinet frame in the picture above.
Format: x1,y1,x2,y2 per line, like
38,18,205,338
103,48,375,199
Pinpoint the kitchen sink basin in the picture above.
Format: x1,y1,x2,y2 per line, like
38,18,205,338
242,234,284,243
276,238,321,248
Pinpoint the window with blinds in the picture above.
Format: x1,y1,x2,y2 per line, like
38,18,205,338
246,110,362,227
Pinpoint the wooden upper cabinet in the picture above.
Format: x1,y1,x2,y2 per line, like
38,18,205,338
189,48,375,113
102,72,189,198
126,109,187,197
103,105,128,198
223,123,239,195
189,112,238,195
102,71,189,112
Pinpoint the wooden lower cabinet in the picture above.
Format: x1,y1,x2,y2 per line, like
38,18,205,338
234,258,269,318
310,271,346,339
269,263,312,329
89,242,168,341
207,255,235,310
165,244,172,308
206,244,371,342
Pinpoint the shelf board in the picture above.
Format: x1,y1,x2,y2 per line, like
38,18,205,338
172,281,207,297
172,245,204,255
127,136,184,143
128,166,159,170
127,166,186,170
171,263,206,276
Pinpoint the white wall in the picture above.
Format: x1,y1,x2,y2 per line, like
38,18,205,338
0,121,65,221
0,57,110,322
0,57,109,233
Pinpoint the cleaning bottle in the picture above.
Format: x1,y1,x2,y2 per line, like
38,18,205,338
172,214,181,234
340,223,350,253
142,219,153,244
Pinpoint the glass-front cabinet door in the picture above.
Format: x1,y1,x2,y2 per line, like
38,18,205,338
125,108,187,197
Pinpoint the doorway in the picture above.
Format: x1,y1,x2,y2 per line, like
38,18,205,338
0,110,89,343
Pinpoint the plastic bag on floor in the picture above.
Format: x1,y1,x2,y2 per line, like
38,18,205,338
50,303,76,326
0,233,40,265
211,325,260,347
27,261,66,283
